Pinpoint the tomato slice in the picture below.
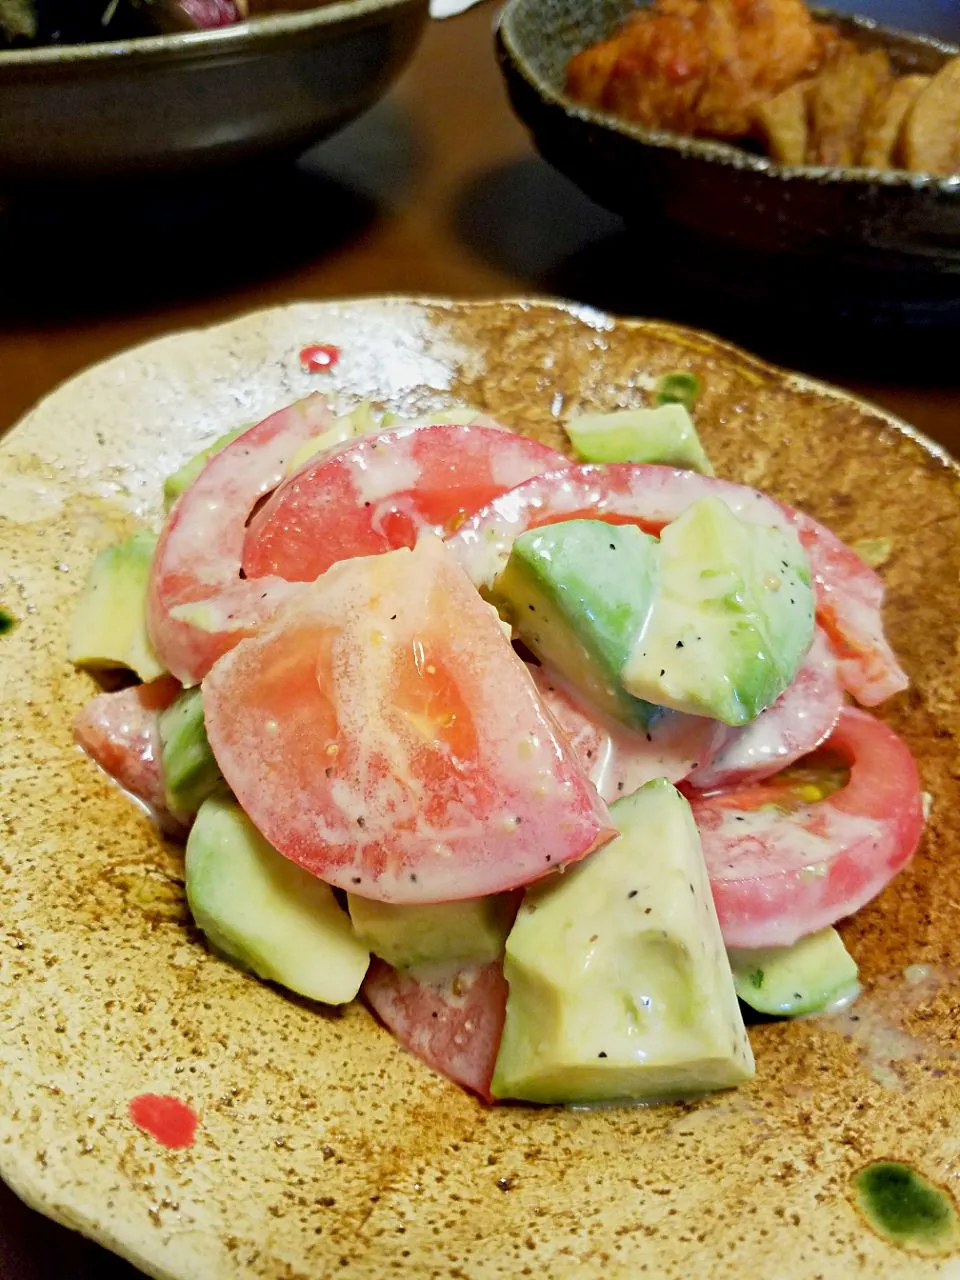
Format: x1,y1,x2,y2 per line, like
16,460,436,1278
202,536,614,903
73,676,185,832
447,464,908,708
689,707,924,948
241,422,568,584
687,629,844,791
147,394,334,686
529,664,728,801
363,959,508,1102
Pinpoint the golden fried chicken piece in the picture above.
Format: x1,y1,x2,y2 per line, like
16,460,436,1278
860,73,930,169
807,45,891,167
566,0,835,139
900,57,960,176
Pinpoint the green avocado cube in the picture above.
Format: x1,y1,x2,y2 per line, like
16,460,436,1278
158,688,223,815
565,404,713,475
490,519,660,730
621,497,815,726
347,894,512,971
728,927,859,1017
68,530,166,682
186,796,369,1005
491,779,755,1105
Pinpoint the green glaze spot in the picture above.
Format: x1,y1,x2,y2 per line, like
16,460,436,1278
852,1161,960,1256
0,607,16,636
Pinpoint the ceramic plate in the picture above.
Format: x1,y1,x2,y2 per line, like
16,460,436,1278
1,297,958,1279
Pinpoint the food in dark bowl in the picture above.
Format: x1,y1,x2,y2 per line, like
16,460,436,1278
0,0,324,46
496,0,960,329
0,0,428,178
564,0,960,174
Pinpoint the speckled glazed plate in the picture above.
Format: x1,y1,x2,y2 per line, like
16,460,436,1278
1,297,959,1280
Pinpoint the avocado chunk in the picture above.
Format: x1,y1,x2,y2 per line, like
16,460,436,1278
621,497,815,726
654,371,702,412
347,894,512,970
68,530,166,682
158,688,223,815
564,404,713,475
491,779,755,1104
284,400,380,476
163,426,246,511
729,927,859,1017
186,795,369,1005
490,519,660,730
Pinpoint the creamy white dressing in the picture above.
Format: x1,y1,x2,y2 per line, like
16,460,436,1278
348,444,422,505
531,665,725,802
689,629,842,789
488,438,562,492
702,804,883,883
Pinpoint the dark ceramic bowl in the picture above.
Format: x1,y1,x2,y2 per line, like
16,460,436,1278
496,0,960,329
0,0,428,181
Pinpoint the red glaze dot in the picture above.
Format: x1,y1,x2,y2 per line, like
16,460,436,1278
128,1094,197,1149
299,343,341,373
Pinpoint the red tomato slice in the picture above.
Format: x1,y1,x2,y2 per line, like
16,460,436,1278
73,677,186,833
241,422,568,583
687,629,844,791
529,664,728,802
147,394,334,686
202,536,614,903
363,959,508,1102
689,707,924,948
447,464,908,708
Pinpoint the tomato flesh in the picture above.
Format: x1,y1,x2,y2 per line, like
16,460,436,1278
147,394,334,686
202,536,615,903
687,628,844,791
73,676,185,832
363,959,508,1102
241,422,567,584
689,707,924,948
447,464,908,708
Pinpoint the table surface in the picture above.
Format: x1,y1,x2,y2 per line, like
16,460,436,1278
0,2,958,1273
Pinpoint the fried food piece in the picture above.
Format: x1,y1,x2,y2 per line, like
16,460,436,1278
901,56,960,176
754,80,811,165
860,73,930,168
808,45,892,167
566,0,834,139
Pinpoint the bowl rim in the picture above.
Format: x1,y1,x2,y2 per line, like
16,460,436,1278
496,0,960,191
0,0,426,68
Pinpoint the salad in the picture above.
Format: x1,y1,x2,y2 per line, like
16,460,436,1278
68,369,924,1107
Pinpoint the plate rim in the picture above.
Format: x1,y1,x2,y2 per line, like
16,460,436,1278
7,294,957,475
